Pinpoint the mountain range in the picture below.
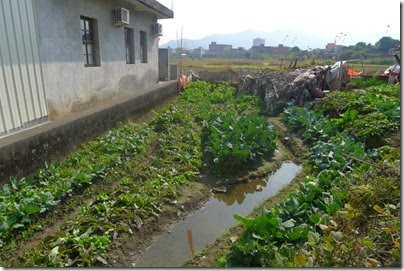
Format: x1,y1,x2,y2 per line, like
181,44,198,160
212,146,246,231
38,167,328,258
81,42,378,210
160,29,384,51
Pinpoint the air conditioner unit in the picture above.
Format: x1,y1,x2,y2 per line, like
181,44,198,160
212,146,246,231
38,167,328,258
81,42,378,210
114,8,129,26
152,23,163,36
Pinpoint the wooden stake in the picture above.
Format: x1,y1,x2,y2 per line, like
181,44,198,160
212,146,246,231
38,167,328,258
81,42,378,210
187,229,195,257
341,152,384,169
292,58,298,69
361,60,365,75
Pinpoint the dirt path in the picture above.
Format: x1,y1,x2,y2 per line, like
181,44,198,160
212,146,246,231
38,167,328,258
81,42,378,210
269,117,308,163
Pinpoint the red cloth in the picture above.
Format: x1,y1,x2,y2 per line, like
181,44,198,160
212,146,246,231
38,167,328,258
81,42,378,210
347,69,359,77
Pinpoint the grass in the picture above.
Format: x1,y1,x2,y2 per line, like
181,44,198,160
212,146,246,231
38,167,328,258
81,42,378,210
170,58,391,75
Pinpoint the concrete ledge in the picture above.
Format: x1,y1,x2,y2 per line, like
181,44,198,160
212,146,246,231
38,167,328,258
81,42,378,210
0,81,178,183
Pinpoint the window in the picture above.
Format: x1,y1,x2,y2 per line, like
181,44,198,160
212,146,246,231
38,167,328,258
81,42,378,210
124,27,134,64
81,16,99,66
140,31,147,63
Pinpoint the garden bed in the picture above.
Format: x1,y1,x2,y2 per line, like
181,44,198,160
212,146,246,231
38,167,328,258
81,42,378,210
183,81,400,268
1,80,399,268
1,81,284,267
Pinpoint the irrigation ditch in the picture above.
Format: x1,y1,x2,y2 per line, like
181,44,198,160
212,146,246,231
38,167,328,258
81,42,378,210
0,78,400,267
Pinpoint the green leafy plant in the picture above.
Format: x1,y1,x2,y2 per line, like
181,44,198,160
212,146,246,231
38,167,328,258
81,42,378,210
204,114,276,170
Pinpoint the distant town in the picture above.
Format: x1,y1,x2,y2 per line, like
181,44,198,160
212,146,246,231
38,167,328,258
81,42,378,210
166,36,399,61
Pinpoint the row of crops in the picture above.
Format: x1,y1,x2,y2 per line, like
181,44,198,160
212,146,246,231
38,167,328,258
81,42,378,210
221,82,400,267
0,82,277,267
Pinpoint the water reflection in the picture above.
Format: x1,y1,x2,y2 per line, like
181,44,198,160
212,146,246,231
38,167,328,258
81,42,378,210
213,178,267,205
134,162,301,267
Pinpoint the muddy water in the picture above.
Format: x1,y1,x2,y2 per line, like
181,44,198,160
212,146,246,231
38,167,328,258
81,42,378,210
134,162,302,267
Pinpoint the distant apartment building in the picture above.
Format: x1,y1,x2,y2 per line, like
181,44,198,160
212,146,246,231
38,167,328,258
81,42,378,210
191,47,205,59
230,47,247,58
326,43,343,53
251,44,289,55
253,38,265,47
207,42,232,57
312,48,323,54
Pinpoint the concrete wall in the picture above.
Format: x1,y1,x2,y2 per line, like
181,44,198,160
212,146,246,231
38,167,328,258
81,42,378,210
34,0,160,120
169,64,177,80
0,81,177,184
158,48,168,80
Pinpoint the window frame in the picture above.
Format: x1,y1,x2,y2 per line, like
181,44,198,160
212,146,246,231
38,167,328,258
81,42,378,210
80,16,99,67
140,31,147,63
124,27,135,64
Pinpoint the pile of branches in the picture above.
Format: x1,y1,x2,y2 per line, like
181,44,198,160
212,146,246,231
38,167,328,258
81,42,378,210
238,62,348,115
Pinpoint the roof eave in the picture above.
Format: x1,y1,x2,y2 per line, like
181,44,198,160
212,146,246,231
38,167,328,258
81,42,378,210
136,0,174,19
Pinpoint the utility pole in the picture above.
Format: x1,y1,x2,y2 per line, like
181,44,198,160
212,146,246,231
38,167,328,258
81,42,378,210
179,26,183,76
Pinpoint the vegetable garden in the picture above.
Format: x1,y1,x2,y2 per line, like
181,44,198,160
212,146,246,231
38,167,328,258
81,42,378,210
0,79,400,268
186,80,401,268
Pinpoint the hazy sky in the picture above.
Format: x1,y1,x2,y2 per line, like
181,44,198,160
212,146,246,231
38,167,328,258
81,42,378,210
157,0,401,47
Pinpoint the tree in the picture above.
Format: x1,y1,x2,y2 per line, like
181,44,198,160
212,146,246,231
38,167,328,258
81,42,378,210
378,37,400,53
356,42,366,49
338,50,363,60
290,46,300,53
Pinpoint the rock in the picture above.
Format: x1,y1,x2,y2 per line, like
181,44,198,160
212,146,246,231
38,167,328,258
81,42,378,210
303,101,313,110
311,88,325,98
212,186,227,193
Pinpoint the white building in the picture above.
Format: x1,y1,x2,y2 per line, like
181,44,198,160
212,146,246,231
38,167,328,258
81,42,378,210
253,38,265,47
0,0,173,135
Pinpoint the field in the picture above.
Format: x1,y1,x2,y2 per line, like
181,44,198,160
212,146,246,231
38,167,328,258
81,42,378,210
170,57,393,75
0,78,400,267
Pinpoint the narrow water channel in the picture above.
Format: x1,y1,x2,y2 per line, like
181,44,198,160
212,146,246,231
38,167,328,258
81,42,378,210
134,162,302,267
